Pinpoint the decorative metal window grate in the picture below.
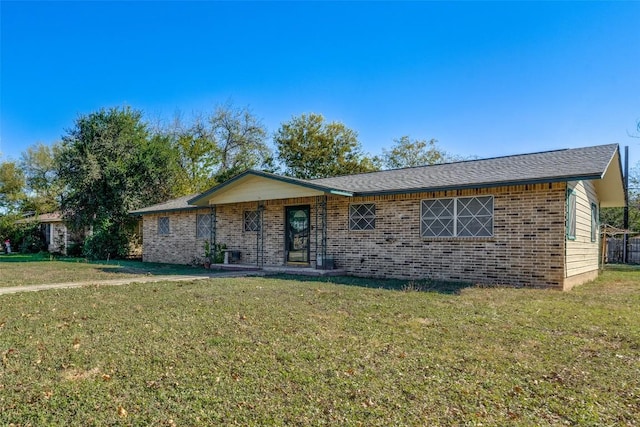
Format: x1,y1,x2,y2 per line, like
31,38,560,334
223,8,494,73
421,196,493,237
349,204,376,230
158,217,170,235
196,214,211,238
457,196,493,237
244,210,260,232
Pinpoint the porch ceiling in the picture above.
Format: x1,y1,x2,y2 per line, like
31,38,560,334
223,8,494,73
594,149,625,208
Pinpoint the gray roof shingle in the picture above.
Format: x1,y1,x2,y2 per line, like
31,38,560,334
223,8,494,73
130,193,200,215
310,143,619,194
132,144,620,214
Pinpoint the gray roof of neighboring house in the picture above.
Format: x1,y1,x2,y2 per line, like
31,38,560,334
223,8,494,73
129,194,200,215
310,143,620,194
131,143,621,214
16,212,64,224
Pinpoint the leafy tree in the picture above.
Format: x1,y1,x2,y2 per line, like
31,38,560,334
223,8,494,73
56,106,177,259
19,142,62,214
274,113,378,179
381,136,448,169
168,114,218,194
168,103,271,193
0,161,25,213
208,102,271,181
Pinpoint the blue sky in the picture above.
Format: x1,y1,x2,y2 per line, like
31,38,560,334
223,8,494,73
1,1,639,166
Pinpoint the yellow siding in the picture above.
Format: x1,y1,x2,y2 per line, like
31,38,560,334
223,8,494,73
566,180,599,279
206,175,325,204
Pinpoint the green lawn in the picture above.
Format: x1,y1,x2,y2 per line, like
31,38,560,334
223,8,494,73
0,253,211,287
0,265,638,425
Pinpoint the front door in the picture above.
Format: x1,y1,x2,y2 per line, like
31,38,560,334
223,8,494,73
285,205,310,264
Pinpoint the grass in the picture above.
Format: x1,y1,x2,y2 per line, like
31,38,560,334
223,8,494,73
0,253,212,287
0,265,639,425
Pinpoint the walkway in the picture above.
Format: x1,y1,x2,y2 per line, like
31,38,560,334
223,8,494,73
0,271,268,295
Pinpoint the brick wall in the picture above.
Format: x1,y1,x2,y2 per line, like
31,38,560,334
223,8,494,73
325,183,567,288
142,183,568,288
142,210,210,264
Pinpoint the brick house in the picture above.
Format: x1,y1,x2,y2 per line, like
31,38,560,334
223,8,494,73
131,144,624,290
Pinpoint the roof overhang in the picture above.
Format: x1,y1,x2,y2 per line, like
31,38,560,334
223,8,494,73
188,170,353,206
593,147,625,208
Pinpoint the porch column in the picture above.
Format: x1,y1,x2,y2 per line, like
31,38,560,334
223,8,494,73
315,195,328,269
256,201,265,267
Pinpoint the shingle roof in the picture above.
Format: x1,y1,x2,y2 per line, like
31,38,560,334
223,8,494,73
310,143,619,194
16,212,64,223
131,144,622,214
130,193,200,215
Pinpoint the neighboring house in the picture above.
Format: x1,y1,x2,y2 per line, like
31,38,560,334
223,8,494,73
18,212,76,254
130,144,625,290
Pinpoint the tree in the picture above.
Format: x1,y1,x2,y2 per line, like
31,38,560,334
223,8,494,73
168,113,218,194
208,102,271,182
19,142,62,214
56,106,178,259
0,161,25,214
381,136,449,169
274,113,378,179
168,103,272,193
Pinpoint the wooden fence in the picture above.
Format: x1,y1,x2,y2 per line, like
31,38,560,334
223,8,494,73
606,237,640,264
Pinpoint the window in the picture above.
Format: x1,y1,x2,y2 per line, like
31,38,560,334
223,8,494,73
566,189,576,240
349,204,376,230
591,203,598,242
196,214,211,238
421,196,493,238
244,210,260,232
158,217,170,235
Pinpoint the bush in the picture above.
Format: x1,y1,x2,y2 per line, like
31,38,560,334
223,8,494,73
66,242,84,257
83,218,129,260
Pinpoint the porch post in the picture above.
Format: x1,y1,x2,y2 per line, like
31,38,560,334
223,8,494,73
256,201,265,267
315,195,327,269
210,205,217,257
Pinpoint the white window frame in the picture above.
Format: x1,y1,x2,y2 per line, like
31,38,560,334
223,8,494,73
158,216,170,235
421,196,494,238
349,203,376,231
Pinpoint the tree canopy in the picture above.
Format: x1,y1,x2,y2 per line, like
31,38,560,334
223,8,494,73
0,161,25,214
168,103,271,193
274,113,378,179
19,142,62,214
56,106,178,258
381,136,448,169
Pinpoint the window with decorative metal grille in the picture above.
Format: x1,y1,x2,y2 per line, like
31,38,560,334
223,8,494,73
349,204,376,230
158,217,170,235
196,214,211,238
244,210,260,232
421,196,493,237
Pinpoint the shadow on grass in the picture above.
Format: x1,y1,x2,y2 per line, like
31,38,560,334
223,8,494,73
268,274,473,295
603,263,640,272
0,253,213,276
0,253,54,263
93,261,214,277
